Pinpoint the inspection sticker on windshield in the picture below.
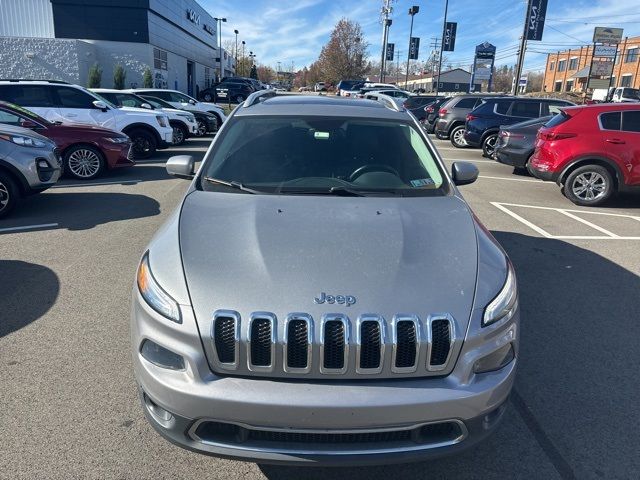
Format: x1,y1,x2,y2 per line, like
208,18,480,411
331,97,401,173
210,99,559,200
410,178,435,187
314,131,330,140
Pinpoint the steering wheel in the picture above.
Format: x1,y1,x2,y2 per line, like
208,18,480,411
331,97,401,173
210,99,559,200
348,164,400,183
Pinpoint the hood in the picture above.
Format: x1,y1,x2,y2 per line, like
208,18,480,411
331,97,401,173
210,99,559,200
119,106,166,116
199,102,222,112
49,122,126,137
179,192,479,334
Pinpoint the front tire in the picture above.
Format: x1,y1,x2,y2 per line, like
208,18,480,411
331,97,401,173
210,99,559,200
171,123,187,145
482,133,499,158
128,129,157,159
0,171,19,218
203,93,213,102
196,120,207,136
64,145,105,180
564,164,614,206
450,126,467,148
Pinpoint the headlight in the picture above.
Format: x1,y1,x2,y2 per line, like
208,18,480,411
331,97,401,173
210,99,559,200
137,252,181,323
156,115,168,128
105,136,129,144
0,134,48,148
176,113,195,122
483,263,517,327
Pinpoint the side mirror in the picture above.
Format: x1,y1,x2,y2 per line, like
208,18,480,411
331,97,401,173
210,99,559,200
452,162,479,186
188,99,196,105
166,155,195,179
19,119,39,129
141,103,153,110
92,100,108,112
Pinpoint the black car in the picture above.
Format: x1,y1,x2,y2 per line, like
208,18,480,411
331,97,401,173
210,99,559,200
138,95,217,135
421,97,451,132
493,116,552,171
222,76,262,91
434,94,508,147
200,80,254,104
402,95,439,122
464,97,574,157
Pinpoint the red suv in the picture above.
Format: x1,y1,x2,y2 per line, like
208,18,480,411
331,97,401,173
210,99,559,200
530,104,640,206
0,101,133,180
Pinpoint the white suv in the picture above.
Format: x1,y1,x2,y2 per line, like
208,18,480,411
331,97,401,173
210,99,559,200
131,89,226,129
91,89,198,145
0,80,173,159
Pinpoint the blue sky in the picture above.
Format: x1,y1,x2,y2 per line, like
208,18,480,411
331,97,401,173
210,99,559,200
200,0,640,73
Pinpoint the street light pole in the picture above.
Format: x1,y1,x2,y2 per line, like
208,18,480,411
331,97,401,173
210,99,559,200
234,29,239,75
241,41,246,76
435,0,448,98
214,17,227,81
379,0,393,82
405,6,419,88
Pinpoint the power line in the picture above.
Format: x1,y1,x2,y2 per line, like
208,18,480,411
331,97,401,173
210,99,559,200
544,24,589,44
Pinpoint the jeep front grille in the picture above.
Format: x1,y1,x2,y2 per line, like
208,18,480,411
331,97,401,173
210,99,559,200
208,311,458,379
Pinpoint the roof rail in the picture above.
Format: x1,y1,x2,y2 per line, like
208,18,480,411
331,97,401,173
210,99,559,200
0,79,70,84
375,93,403,112
244,90,277,107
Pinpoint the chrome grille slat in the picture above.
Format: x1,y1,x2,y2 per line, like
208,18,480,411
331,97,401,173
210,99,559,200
209,311,457,378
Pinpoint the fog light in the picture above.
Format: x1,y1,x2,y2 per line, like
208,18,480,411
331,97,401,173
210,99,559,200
143,393,173,422
473,343,515,374
140,339,185,371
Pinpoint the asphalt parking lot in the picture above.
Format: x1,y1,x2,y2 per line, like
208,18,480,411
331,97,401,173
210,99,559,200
1,131,639,480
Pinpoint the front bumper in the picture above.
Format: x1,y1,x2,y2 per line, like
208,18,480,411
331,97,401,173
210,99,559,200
132,291,518,466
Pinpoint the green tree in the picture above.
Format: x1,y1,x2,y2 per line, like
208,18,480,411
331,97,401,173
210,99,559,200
113,64,127,89
87,63,102,88
142,67,153,88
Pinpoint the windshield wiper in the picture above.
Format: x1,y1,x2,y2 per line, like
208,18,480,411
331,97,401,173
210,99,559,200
203,176,263,194
277,186,401,197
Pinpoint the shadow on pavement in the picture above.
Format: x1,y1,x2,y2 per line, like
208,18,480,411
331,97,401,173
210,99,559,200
259,232,640,479
2,191,160,233
0,260,60,338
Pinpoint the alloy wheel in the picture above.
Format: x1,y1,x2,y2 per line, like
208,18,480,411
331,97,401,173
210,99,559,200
173,126,185,144
571,172,607,202
197,121,207,136
451,128,467,147
133,137,151,155
0,181,9,211
483,135,498,157
68,149,101,178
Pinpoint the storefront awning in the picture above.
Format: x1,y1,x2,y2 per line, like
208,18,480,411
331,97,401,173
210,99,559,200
571,66,590,79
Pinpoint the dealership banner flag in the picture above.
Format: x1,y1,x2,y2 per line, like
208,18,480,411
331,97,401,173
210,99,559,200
526,0,547,41
386,43,395,61
409,37,420,60
443,22,457,52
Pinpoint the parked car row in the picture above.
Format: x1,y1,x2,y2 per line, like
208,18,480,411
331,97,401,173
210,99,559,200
198,77,277,104
0,79,226,217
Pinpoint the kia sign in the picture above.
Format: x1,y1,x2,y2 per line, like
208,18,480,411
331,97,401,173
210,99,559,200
443,22,457,52
409,37,420,60
525,0,547,41
186,8,200,25
386,43,395,61
593,27,623,44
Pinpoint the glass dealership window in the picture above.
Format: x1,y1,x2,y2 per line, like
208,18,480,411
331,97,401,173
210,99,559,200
154,48,168,70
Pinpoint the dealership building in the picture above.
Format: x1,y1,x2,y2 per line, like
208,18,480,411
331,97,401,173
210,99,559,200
0,0,235,95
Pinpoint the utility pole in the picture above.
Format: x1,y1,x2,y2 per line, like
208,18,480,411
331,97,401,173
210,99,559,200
379,0,394,82
434,0,448,97
405,6,419,88
513,0,533,95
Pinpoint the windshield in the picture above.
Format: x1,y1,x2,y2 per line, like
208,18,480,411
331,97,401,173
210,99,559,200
621,88,640,100
200,116,447,197
140,96,173,109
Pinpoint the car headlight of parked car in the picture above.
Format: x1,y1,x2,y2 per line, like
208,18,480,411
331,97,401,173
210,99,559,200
156,115,169,128
483,263,517,327
176,113,195,122
0,134,49,148
137,252,181,323
105,136,129,144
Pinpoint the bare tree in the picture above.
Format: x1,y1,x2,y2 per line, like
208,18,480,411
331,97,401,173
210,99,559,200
257,65,276,83
317,19,369,85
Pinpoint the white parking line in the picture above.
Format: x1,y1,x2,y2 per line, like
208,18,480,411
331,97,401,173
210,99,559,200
479,175,546,184
52,179,142,188
0,223,59,233
491,202,640,240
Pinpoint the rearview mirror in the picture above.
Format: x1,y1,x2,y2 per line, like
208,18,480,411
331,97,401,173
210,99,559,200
166,155,195,179
452,162,479,186
92,100,108,112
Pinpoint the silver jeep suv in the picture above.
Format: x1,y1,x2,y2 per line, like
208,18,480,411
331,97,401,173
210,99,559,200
131,92,519,466
0,123,61,217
